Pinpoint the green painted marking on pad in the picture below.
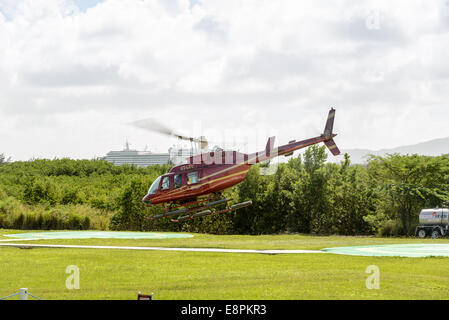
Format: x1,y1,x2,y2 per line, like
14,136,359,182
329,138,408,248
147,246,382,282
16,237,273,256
5,231,194,240
322,244,449,257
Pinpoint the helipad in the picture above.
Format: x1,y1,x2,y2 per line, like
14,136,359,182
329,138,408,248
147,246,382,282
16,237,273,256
322,243,449,258
4,231,194,240
3,233,449,257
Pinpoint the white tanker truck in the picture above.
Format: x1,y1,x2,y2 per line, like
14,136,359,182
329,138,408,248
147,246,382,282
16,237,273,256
415,208,449,238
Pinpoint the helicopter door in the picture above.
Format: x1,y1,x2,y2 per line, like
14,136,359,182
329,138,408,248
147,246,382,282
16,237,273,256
159,175,172,192
174,174,182,189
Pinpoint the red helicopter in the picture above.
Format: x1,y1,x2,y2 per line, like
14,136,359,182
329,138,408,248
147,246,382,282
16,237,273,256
136,108,340,222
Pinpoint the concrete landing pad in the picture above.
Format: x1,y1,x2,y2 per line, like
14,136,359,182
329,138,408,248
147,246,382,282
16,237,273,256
322,244,449,257
4,231,194,240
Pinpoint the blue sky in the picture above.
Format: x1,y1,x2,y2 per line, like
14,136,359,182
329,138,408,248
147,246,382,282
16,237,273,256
0,0,104,19
73,0,104,12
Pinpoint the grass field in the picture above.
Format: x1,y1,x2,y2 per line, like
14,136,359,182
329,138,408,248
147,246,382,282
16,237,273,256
1,229,449,300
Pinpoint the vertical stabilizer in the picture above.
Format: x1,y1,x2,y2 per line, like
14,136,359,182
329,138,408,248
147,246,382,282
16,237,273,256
324,108,336,139
323,108,340,156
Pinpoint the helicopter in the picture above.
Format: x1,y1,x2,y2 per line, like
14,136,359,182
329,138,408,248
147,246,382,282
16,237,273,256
134,108,340,222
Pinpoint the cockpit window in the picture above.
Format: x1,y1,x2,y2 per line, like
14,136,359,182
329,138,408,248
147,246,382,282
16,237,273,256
161,176,170,190
187,171,199,185
148,176,161,195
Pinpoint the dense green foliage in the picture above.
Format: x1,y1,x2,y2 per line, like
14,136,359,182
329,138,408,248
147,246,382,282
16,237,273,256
0,159,170,231
1,148,449,235
233,147,378,235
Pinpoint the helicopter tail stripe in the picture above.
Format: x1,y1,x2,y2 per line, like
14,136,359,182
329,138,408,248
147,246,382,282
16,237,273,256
324,139,340,156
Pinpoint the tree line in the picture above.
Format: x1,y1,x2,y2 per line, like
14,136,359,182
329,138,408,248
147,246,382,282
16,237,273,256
1,147,448,236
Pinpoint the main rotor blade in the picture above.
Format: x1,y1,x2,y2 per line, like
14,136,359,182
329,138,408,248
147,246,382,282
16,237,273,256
129,118,195,142
129,118,234,150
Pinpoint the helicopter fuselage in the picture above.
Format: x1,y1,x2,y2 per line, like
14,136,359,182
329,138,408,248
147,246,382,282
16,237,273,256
142,133,336,206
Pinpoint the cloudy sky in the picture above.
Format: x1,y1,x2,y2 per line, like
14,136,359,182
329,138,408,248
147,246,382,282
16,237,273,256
1,0,449,161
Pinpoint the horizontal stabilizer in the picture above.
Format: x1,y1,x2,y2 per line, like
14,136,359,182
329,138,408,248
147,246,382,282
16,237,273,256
324,139,340,156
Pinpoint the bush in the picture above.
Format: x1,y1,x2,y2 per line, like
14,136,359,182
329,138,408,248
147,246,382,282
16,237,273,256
0,200,96,230
60,186,84,205
0,187,7,200
23,178,57,205
110,179,150,231
378,220,404,237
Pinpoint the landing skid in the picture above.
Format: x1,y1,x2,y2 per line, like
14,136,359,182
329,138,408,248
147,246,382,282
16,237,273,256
148,198,252,222
171,200,253,222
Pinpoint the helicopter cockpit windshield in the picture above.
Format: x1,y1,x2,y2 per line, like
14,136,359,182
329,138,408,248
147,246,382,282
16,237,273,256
148,176,161,195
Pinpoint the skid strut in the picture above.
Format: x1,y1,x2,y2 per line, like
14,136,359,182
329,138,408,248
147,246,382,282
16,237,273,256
149,199,212,220
170,200,253,223
148,197,253,222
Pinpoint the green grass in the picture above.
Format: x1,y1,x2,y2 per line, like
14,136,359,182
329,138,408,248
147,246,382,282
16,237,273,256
2,229,449,250
1,229,449,300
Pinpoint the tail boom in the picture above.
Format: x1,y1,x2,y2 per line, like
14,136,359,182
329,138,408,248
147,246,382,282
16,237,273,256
248,108,341,163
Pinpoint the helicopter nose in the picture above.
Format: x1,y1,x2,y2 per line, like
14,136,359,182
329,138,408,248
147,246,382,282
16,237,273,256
142,194,152,206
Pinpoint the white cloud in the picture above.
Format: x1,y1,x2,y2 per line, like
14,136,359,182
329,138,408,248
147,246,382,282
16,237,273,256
1,0,449,160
